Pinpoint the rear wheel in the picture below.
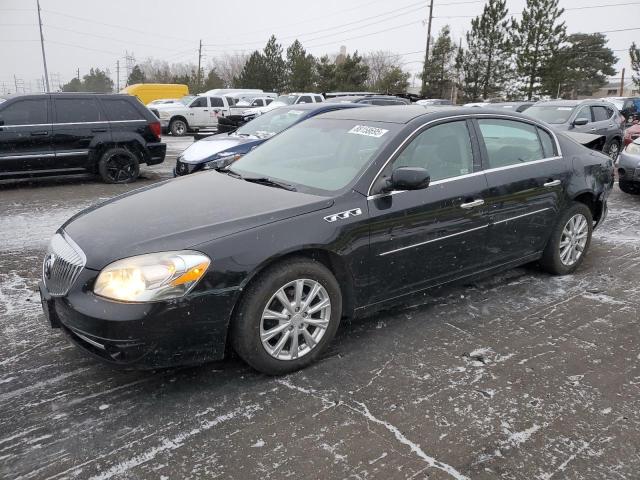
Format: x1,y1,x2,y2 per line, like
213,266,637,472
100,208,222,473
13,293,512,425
169,118,187,136
540,203,593,275
606,138,621,160
619,180,640,195
98,147,140,184
231,258,342,375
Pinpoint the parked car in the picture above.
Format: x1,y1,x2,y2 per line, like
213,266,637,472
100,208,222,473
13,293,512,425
0,93,165,183
469,101,534,112
601,96,640,123
623,116,640,146
617,138,640,194
174,102,368,176
40,106,613,373
241,93,325,117
417,99,454,106
324,91,379,99
227,95,277,116
326,95,409,105
525,100,624,159
121,83,188,106
154,94,235,136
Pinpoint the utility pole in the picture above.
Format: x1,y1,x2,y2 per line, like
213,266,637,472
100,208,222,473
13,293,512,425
77,68,80,80
36,0,50,93
421,1,435,96
116,60,120,93
14,75,18,93
619,68,625,96
197,39,203,92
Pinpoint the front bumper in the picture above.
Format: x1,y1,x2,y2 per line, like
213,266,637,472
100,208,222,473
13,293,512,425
617,151,640,182
39,270,239,369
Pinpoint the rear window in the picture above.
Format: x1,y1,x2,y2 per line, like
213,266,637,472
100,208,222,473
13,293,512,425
101,98,144,121
0,98,48,125
54,98,104,123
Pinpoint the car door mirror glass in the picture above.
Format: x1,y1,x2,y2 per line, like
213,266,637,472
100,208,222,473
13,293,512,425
573,117,589,126
385,167,431,192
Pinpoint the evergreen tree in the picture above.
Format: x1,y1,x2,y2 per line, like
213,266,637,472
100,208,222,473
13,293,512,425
127,65,146,85
63,68,114,93
315,55,337,92
203,68,224,91
542,33,617,98
262,35,286,92
458,37,483,102
630,42,640,88
510,0,566,100
421,26,456,98
286,40,316,92
61,77,83,92
333,51,369,91
235,51,268,89
376,66,410,93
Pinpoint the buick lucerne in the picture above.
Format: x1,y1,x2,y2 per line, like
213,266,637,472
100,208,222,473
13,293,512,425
39,106,614,374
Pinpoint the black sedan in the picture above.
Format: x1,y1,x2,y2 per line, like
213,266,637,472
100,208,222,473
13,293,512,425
39,106,614,374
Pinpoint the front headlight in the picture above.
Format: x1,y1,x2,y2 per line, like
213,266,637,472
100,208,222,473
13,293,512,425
94,251,210,302
202,153,242,170
625,142,640,155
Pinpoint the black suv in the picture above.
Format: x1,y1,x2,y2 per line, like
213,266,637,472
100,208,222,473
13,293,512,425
0,93,166,183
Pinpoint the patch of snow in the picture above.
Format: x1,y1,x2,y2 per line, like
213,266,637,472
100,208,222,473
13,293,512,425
99,404,110,411
251,439,265,448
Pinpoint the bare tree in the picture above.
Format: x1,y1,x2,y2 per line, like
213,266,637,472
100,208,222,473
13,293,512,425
364,51,404,89
212,53,250,87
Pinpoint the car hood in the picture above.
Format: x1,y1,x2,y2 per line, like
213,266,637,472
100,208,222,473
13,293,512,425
180,134,263,163
62,173,333,269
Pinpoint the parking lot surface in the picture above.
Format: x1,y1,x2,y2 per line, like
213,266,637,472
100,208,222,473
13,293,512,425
1,137,639,479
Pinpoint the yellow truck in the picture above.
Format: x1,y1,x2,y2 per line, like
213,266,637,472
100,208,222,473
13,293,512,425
121,83,189,105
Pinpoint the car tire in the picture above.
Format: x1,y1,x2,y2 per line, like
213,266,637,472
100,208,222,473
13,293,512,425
605,138,621,160
539,202,593,275
169,119,187,136
231,258,342,375
98,147,140,184
619,180,640,195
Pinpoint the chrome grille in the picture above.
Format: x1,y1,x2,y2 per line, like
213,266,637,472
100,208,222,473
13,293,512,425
43,233,86,296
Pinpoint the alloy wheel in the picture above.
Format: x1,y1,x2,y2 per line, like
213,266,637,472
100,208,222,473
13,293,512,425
105,153,136,182
260,279,331,361
608,141,619,160
559,213,589,266
172,121,186,136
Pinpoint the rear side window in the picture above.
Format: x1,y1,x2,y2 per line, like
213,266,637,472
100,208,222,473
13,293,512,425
210,97,224,108
591,105,611,121
314,95,323,103
478,119,544,168
266,99,273,105
537,127,556,157
0,98,48,125
54,98,104,123
393,120,473,181
101,98,144,121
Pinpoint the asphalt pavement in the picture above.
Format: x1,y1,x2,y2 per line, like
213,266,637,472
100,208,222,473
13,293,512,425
1,137,639,479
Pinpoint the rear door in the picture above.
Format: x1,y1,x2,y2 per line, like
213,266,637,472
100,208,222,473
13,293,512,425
475,118,570,263
366,119,491,304
52,96,109,169
0,96,53,173
590,105,612,136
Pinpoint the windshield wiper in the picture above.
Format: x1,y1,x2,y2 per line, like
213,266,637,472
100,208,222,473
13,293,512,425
221,167,243,178
243,176,297,191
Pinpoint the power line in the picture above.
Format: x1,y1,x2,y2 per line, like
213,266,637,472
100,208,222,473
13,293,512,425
434,2,640,18
306,20,424,49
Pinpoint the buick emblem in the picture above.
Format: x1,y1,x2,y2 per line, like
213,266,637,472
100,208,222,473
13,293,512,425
44,254,55,279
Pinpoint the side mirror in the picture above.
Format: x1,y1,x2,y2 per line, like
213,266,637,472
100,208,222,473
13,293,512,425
384,167,431,192
573,117,589,126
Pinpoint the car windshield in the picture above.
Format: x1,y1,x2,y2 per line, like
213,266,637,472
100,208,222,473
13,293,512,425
274,95,297,105
235,108,308,138
525,105,576,124
180,95,195,105
231,118,399,194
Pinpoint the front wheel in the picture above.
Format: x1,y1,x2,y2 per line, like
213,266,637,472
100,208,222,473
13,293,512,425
169,119,187,136
539,203,593,275
606,138,621,160
231,258,342,375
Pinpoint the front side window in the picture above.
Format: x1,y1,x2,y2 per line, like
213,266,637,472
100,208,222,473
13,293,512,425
101,98,142,121
55,98,103,123
0,98,48,125
574,105,593,123
190,97,207,108
296,96,313,104
232,118,399,193
392,121,473,182
314,96,323,103
478,119,545,168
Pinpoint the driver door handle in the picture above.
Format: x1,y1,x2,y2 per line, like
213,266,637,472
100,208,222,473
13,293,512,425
544,179,561,187
30,131,49,136
460,199,485,209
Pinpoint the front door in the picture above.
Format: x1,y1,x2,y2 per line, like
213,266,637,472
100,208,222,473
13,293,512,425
52,96,109,169
366,119,491,305
0,96,53,174
475,118,570,262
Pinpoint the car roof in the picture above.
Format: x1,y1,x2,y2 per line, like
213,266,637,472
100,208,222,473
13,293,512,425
284,102,367,114
317,105,499,124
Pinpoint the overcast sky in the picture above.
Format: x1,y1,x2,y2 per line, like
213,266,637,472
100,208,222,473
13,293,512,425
0,0,636,93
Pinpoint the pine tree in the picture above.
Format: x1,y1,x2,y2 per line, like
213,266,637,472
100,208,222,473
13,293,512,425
510,0,566,100
202,68,224,91
630,42,640,88
376,67,410,93
126,65,146,86
333,51,369,91
262,35,286,92
315,55,337,92
286,40,316,92
235,51,268,90
422,26,456,98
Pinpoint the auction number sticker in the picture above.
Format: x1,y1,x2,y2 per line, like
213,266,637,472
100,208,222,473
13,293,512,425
348,125,389,138
287,110,305,115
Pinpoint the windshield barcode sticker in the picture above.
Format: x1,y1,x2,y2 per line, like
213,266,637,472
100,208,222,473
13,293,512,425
287,110,305,115
348,125,389,138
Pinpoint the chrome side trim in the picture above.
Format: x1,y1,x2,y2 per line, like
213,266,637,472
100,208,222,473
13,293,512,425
366,113,563,196
0,153,55,160
492,207,552,225
1,120,145,128
56,150,89,157
379,224,489,256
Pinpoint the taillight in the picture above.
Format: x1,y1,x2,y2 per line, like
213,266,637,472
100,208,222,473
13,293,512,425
149,121,161,140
